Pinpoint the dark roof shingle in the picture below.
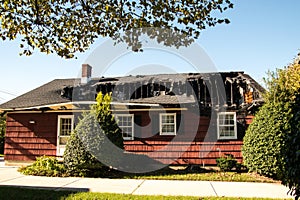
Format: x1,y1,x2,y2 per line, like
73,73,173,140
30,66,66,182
129,94,196,105
0,79,76,110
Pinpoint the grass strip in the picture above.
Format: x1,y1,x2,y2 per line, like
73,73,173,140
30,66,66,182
0,186,290,200
127,172,278,183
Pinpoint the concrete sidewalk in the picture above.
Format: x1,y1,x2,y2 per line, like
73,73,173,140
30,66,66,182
0,166,293,199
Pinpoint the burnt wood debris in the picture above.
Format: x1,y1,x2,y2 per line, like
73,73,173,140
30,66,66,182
61,72,264,115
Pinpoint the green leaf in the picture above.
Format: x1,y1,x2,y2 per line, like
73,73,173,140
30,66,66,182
0,0,233,58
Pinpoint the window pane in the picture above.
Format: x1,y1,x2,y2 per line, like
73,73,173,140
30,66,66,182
116,115,133,139
59,136,69,145
161,114,175,135
219,114,234,125
162,116,167,123
162,125,171,132
167,115,174,123
219,115,225,125
220,126,234,137
218,113,236,139
60,118,72,136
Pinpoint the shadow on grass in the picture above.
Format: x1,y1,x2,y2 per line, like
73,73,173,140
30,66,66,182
0,185,88,200
86,165,215,179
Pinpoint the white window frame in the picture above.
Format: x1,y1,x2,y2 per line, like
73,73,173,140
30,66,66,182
57,115,74,156
115,114,134,140
160,113,176,136
217,112,237,140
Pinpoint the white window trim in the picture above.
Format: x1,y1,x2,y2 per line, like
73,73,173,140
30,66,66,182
217,112,237,140
57,115,74,156
160,113,176,136
115,114,134,140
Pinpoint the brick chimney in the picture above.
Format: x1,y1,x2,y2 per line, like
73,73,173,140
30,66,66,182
81,64,92,84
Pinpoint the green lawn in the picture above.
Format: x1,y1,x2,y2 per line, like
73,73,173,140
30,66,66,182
17,156,278,183
111,167,278,183
127,172,277,183
18,162,278,183
0,186,290,200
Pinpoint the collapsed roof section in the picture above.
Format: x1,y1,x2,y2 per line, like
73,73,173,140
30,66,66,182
69,72,265,112
0,72,265,113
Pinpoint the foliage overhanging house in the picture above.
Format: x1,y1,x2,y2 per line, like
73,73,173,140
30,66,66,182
0,64,265,165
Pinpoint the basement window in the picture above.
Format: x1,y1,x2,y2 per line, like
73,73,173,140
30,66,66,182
217,112,237,140
115,114,134,140
160,113,176,136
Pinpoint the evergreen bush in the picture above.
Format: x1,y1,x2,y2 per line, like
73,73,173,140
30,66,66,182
63,93,123,176
242,102,288,179
242,56,300,198
63,112,104,176
216,154,237,172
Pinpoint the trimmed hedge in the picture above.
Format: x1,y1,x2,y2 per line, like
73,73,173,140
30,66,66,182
242,59,300,198
242,102,288,179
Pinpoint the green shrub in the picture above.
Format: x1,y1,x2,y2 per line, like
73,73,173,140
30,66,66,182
18,156,65,177
63,112,104,176
63,93,123,176
283,94,300,197
242,58,300,198
216,154,237,172
93,92,123,150
235,162,245,172
242,102,288,179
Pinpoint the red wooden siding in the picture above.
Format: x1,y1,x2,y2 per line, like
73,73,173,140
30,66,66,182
4,110,252,165
4,112,72,161
124,110,251,165
124,140,243,165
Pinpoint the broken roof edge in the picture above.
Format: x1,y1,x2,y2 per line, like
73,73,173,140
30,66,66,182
94,71,247,85
0,71,265,111
238,73,266,94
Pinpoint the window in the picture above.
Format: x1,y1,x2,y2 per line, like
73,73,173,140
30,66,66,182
160,113,176,135
57,115,74,156
217,112,237,139
115,114,134,140
58,115,74,143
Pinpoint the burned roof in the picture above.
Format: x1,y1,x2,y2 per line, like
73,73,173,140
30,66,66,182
128,94,196,105
238,73,266,95
0,72,265,111
95,72,245,85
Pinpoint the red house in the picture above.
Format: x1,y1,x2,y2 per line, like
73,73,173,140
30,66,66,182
0,64,264,166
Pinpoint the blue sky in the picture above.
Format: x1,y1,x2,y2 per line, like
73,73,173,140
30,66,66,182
0,0,300,103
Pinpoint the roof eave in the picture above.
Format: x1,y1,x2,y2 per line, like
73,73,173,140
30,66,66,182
0,101,161,112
